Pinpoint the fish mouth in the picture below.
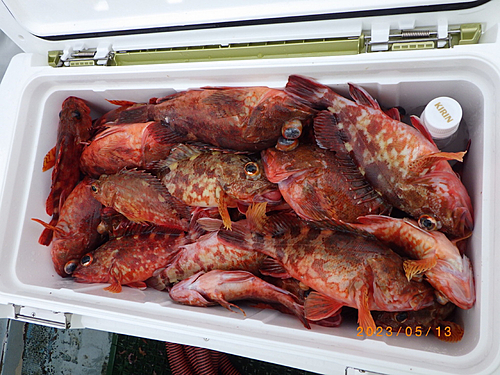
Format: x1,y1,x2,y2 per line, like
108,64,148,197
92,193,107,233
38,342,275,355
453,206,474,238
425,256,475,310
253,189,283,203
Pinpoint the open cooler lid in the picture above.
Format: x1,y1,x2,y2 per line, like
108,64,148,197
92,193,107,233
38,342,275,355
0,0,490,59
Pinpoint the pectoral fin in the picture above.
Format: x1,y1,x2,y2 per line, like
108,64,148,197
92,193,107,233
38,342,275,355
42,146,56,172
304,291,343,321
355,286,376,331
126,281,147,290
384,107,401,121
245,202,268,231
213,292,247,316
104,281,123,293
403,257,438,281
409,151,466,175
217,195,232,230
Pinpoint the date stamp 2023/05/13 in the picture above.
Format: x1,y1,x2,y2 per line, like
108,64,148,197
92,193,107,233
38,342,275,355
357,326,454,338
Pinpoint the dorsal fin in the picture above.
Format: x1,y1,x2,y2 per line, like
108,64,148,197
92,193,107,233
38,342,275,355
105,99,137,107
348,83,381,110
146,121,187,145
314,110,350,151
156,143,204,170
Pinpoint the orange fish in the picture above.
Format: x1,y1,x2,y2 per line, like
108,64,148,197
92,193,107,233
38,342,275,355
90,169,191,231
285,75,473,238
80,121,177,178
32,177,103,277
158,144,281,229
262,143,390,223
346,215,475,310
217,204,435,331
40,96,93,245
148,227,266,289
72,231,186,293
117,86,314,151
169,270,310,329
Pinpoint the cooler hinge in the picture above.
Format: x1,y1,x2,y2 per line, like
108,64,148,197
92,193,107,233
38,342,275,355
12,304,72,329
47,23,481,67
49,45,114,67
364,23,481,52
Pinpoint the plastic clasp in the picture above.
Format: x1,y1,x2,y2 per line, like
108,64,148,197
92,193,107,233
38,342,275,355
370,23,390,51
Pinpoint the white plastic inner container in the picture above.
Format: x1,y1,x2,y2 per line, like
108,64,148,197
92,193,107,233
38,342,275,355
0,47,496,375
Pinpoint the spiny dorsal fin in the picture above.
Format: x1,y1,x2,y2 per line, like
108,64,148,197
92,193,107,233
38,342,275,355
314,110,349,152
156,143,204,170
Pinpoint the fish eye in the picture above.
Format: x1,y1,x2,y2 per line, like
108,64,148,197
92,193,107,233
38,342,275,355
80,254,94,267
395,312,408,323
72,110,82,120
63,260,79,275
276,136,299,152
58,111,62,119
418,215,438,231
91,184,99,193
244,162,260,177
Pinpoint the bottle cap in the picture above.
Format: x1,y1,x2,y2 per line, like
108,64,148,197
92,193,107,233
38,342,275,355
421,97,462,139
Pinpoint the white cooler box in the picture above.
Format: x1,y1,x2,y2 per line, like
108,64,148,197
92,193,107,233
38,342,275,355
0,1,498,374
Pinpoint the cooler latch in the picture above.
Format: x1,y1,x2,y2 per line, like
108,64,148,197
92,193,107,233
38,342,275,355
364,22,481,52
12,304,72,329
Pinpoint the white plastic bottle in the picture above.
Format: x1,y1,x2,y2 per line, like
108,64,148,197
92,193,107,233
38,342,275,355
419,97,469,153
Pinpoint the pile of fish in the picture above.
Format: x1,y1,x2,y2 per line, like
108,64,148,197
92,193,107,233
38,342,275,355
33,75,475,342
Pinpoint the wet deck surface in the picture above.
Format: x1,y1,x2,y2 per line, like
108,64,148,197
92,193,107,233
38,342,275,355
0,319,318,375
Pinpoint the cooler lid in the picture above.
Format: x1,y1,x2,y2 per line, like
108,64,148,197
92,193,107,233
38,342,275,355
0,0,490,56
0,0,487,38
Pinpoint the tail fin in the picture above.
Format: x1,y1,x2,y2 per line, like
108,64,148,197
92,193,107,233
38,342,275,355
32,217,62,245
